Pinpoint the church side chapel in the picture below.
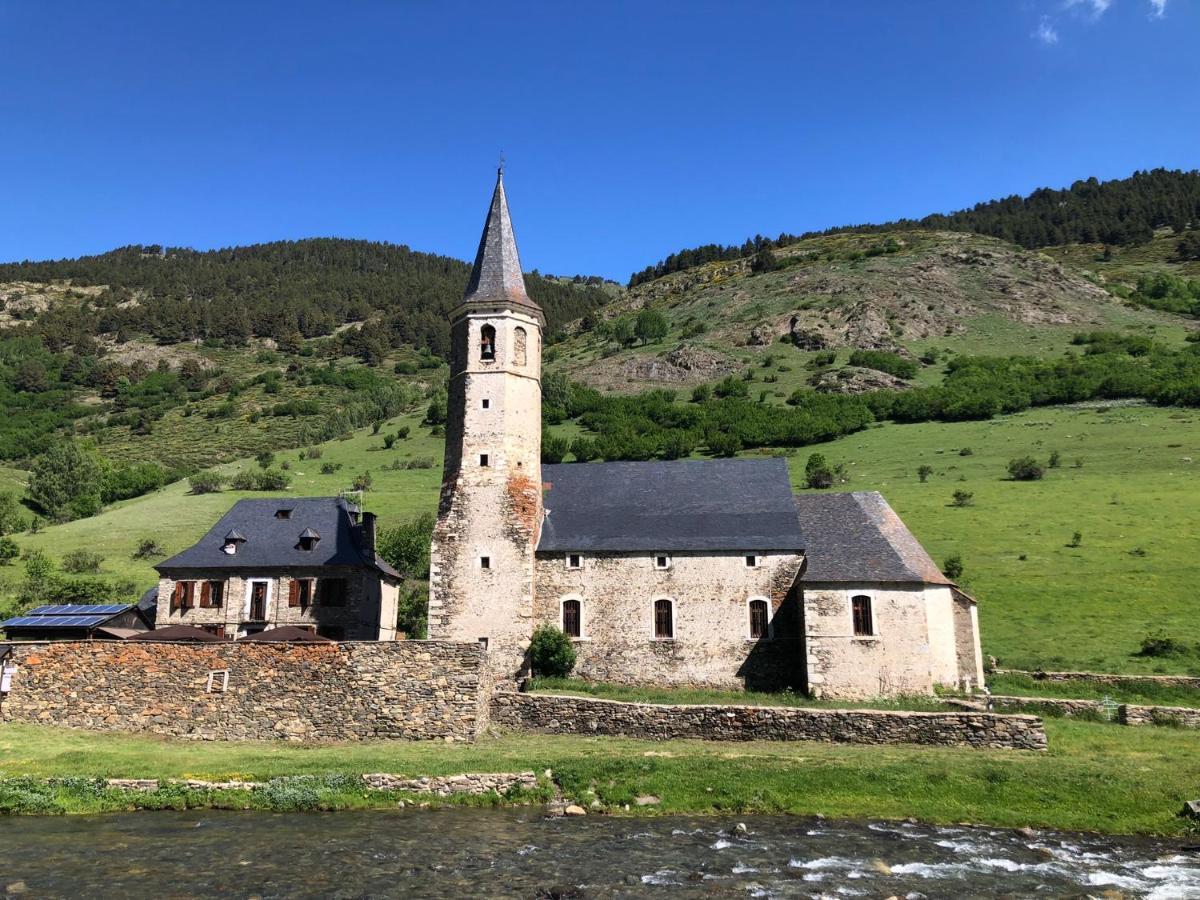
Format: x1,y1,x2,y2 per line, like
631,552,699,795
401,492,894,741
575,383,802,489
428,169,984,698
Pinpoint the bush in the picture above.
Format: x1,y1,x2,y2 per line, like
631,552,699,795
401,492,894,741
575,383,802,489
0,492,26,536
917,464,934,483
229,471,257,491
951,489,974,507
256,469,291,491
132,537,165,560
352,472,372,492
303,446,323,460
256,450,276,469
569,437,598,463
848,350,918,380
396,426,410,440
189,473,224,494
634,308,669,344
383,434,396,450
377,512,435,581
542,434,570,464
62,550,103,574
942,553,964,580
1048,450,1061,468
0,537,19,565
804,453,834,489
528,624,576,677
1137,631,1193,658
1007,456,1045,481
320,462,342,475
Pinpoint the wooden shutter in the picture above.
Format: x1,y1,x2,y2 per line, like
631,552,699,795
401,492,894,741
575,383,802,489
288,579,300,608
180,581,194,610
199,582,211,609
171,582,182,612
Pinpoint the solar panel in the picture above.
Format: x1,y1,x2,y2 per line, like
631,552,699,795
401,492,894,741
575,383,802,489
24,604,128,616
1,614,112,628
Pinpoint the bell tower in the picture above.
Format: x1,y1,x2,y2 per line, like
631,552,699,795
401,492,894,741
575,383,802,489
427,168,544,678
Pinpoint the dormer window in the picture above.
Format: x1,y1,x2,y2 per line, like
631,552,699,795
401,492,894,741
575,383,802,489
223,529,246,555
275,509,293,520
480,325,496,361
298,528,320,552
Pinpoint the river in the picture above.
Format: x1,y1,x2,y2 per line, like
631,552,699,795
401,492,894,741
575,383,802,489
1,808,1197,898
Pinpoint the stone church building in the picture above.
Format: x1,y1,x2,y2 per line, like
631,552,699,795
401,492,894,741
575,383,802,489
428,170,984,698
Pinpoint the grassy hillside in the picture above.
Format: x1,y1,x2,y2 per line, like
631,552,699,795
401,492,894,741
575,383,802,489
5,397,1196,676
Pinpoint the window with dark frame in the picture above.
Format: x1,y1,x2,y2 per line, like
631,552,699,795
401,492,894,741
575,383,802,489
561,598,581,638
480,453,489,467
567,553,581,569
653,598,674,639
745,554,758,568
851,595,874,636
654,554,670,570
481,398,490,409
480,556,491,570
749,598,769,639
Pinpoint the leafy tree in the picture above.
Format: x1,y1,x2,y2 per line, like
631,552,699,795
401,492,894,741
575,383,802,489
610,317,636,348
395,583,428,639
529,624,576,677
0,492,26,535
568,437,598,462
634,308,669,345
27,441,105,521
750,247,779,274
377,512,434,580
942,553,964,580
0,536,18,565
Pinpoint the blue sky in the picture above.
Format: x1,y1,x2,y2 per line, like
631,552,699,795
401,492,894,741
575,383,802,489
1,1,1197,280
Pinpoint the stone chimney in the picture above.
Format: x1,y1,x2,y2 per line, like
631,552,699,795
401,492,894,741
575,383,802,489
360,511,377,561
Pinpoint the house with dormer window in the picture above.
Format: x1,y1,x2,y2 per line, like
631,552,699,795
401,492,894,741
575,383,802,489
155,497,400,640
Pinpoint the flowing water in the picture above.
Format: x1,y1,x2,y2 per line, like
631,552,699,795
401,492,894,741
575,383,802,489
0,808,1197,898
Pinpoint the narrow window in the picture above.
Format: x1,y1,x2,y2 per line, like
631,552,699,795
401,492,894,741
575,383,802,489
749,598,769,639
745,554,758,568
654,598,674,639
561,598,581,638
480,556,491,570
514,326,527,366
179,580,196,611
319,578,347,607
566,553,582,569
208,581,224,609
480,324,496,361
298,578,314,608
852,595,874,636
480,453,489,467
654,554,671,570
481,398,490,409
275,509,292,520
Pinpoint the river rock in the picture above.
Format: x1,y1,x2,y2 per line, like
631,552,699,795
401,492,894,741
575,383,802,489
564,804,587,816
635,795,661,806
1182,800,1200,820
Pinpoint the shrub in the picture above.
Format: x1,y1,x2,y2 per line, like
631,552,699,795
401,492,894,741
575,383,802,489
529,624,576,677
303,446,323,460
320,462,342,475
848,350,918,380
62,550,103,574
256,470,291,491
691,384,711,403
1137,631,1193,658
569,437,598,463
1048,450,1061,468
542,434,570,464
917,464,934,483
383,434,396,450
805,453,834,489
951,489,974,507
707,431,744,457
256,450,276,469
958,447,973,457
189,473,224,494
0,492,26,536
377,512,435,581
0,537,19,565
942,553,964,580
809,351,837,369
352,472,373,492
634,308,669,344
132,537,165,560
406,457,434,469
1007,456,1045,481
1068,531,1082,548
396,425,410,440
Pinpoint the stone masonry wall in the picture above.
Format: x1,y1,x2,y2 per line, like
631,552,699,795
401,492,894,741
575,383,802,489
0,640,488,742
492,691,1047,750
1120,704,1200,728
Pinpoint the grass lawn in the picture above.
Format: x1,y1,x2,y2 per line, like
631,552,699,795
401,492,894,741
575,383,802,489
1,721,1197,835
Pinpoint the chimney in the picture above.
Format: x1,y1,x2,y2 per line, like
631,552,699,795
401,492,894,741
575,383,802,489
360,511,377,561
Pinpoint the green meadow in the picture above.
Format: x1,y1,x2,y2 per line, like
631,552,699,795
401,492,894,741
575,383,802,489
4,399,1197,676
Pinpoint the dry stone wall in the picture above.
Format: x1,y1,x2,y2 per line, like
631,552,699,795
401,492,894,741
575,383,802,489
1120,704,1200,728
0,640,488,742
492,692,1047,750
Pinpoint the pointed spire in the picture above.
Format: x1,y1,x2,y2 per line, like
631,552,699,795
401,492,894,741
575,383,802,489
462,167,540,313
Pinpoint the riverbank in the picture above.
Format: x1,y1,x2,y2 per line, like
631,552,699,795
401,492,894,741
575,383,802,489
3,720,1198,835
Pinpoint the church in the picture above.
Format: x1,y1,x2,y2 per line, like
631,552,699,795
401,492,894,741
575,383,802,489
427,170,984,699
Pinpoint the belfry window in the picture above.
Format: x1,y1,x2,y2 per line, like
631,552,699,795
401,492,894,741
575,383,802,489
480,325,496,361
852,595,874,637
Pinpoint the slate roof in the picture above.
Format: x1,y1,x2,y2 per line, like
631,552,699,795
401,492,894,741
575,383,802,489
793,491,951,585
461,169,543,320
156,497,399,578
538,458,805,552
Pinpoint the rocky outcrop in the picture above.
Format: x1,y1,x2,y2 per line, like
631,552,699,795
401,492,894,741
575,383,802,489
492,692,1047,750
810,366,911,395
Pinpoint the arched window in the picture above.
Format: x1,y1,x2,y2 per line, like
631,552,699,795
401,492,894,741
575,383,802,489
514,326,527,366
480,324,496,361
653,598,674,639
561,597,581,638
748,598,770,639
851,595,874,636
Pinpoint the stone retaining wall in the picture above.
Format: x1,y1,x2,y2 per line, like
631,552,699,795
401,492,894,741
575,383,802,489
0,640,489,742
1120,704,1200,728
988,695,1108,719
96,772,539,796
492,692,1047,750
994,668,1200,690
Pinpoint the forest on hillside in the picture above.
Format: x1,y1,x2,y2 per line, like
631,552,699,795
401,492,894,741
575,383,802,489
0,239,608,359
629,168,1200,286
